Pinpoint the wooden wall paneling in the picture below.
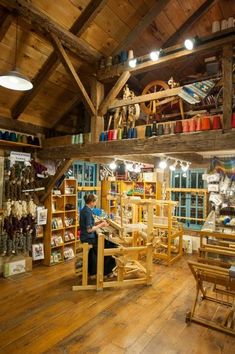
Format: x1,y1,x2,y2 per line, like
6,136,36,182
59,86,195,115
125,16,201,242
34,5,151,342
163,0,188,31
94,5,130,43
81,22,118,55
70,0,109,37
39,130,235,160
186,2,223,39
0,11,13,42
107,0,141,29
50,33,95,116
0,0,101,62
98,71,131,116
11,0,104,120
52,95,81,129
91,79,104,143
112,0,171,55
222,44,233,130
219,0,235,18
11,53,59,120
162,0,218,48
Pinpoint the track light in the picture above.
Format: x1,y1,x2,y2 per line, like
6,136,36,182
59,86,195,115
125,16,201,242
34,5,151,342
159,159,167,170
133,164,141,173
109,161,117,170
126,162,133,172
169,161,177,171
184,38,195,50
128,58,137,68
181,162,189,172
150,50,160,61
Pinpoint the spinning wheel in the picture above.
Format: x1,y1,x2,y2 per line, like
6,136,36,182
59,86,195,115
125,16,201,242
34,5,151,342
140,80,185,119
113,85,140,129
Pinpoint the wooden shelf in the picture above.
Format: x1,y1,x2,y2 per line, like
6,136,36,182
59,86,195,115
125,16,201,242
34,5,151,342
0,139,41,149
44,179,78,266
77,186,101,191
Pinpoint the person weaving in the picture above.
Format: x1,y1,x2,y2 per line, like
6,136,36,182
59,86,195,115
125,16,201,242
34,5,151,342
79,194,116,276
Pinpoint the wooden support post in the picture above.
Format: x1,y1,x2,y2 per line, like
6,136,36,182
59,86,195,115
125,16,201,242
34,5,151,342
96,234,105,290
146,243,153,285
147,203,154,243
98,71,131,116
90,79,104,143
222,44,233,130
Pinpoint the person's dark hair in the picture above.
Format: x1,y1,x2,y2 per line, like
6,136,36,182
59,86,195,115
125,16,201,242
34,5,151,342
84,194,97,204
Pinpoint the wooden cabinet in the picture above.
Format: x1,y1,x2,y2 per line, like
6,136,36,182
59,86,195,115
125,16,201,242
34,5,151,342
44,179,78,266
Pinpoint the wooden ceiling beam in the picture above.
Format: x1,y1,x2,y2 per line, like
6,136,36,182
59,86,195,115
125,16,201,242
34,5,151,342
52,95,81,129
0,0,101,62
112,0,171,55
70,0,108,37
40,159,73,203
98,31,235,81
109,86,181,110
0,11,13,42
11,52,59,119
0,115,50,135
38,130,235,160
98,71,131,116
11,0,105,120
163,0,218,48
50,33,96,116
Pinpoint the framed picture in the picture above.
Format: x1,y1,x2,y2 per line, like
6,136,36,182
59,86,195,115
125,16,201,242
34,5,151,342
32,243,44,260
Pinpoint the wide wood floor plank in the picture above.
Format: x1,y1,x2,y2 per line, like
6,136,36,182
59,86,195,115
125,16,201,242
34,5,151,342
0,256,234,354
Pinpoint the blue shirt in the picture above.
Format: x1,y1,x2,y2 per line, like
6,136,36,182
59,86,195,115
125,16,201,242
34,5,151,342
79,205,96,242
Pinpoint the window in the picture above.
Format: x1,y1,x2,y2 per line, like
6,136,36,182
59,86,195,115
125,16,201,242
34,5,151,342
171,169,207,230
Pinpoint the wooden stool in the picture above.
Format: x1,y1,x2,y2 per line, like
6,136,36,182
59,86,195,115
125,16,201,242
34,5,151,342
73,243,96,291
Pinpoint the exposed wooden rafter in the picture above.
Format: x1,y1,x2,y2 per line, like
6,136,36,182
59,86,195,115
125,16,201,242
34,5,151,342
98,31,235,81
0,115,50,135
40,159,73,203
39,130,235,160
52,95,81,129
10,0,106,120
11,53,59,120
0,0,101,62
0,11,13,42
70,0,108,37
50,33,96,117
98,71,131,116
162,0,218,48
112,0,171,55
109,86,181,110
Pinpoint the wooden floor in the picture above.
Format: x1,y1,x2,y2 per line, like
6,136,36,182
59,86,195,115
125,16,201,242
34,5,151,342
0,255,235,354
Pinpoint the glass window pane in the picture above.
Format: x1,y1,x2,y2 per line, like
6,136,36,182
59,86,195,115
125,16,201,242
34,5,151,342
190,173,197,188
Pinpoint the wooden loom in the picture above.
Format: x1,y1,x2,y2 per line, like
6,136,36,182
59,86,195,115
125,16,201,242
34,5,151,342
186,261,235,336
72,226,153,291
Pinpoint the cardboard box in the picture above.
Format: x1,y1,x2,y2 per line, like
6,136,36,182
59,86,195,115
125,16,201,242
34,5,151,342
3,256,32,278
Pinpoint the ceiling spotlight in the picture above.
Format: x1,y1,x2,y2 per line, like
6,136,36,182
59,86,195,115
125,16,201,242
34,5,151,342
159,159,167,170
150,50,160,61
184,38,195,50
109,161,117,170
169,161,177,171
126,162,133,172
133,164,141,173
128,58,137,68
181,162,189,172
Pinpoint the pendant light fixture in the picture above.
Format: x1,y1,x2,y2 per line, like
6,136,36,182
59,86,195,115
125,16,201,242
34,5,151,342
0,17,33,91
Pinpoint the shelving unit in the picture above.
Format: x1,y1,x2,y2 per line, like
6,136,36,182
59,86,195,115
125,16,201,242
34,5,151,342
44,178,78,266
101,180,162,216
